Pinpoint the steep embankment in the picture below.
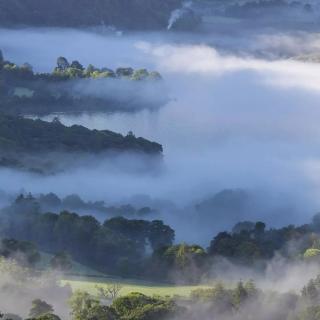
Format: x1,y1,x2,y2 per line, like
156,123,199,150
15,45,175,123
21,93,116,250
0,0,183,30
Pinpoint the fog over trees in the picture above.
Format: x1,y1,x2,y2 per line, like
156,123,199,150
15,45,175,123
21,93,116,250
1,1,320,319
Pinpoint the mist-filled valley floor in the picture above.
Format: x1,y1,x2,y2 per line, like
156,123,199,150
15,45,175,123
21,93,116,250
3,1,320,319
3,27,320,240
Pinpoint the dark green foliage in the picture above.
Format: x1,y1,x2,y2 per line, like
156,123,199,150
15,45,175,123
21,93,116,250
150,243,207,283
208,220,314,265
0,114,162,173
69,291,182,320
0,196,174,276
104,217,174,251
0,114,162,154
29,300,54,318
0,238,40,266
37,193,156,219
56,57,70,71
69,290,116,320
0,0,183,30
112,293,182,320
232,221,255,234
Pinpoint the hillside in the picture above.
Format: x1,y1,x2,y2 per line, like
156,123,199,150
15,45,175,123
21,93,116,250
0,114,162,172
0,114,162,154
0,0,183,30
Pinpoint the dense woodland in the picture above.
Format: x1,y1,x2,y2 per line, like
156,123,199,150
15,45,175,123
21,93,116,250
3,193,320,319
0,113,162,173
0,0,185,30
0,51,165,115
2,193,320,282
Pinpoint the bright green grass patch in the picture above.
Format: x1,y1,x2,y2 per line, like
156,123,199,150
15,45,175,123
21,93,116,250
61,276,212,297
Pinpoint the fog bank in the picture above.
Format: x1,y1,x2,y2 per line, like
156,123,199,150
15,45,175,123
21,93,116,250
1,28,320,241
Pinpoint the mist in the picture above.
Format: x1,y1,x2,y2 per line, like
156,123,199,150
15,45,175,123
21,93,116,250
2,25,320,243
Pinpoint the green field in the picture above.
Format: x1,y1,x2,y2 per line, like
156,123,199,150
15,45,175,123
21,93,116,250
39,252,212,297
61,276,212,297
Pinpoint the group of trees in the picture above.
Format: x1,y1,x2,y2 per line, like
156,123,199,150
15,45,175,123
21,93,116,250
1,52,162,83
146,216,320,283
54,56,162,81
0,194,174,276
0,113,162,154
3,192,320,281
10,276,320,320
0,113,162,173
0,50,165,116
0,238,40,266
208,219,320,266
37,193,158,219
68,290,181,320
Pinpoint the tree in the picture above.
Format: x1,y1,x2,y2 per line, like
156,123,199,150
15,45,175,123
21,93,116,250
69,291,96,320
208,232,235,256
21,62,33,72
254,222,266,235
85,64,96,76
29,299,54,318
38,193,61,208
304,249,320,261
148,220,174,250
69,291,115,320
0,238,40,266
116,67,134,77
244,279,258,297
153,243,207,283
70,60,84,70
233,281,248,308
56,57,70,71
96,284,122,301
232,221,255,234
111,293,182,320
131,69,149,81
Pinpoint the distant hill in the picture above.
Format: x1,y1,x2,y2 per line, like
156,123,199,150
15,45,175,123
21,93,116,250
0,0,183,30
0,114,162,154
0,114,163,173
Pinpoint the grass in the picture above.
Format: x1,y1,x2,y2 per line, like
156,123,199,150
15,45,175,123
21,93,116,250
61,276,212,297
38,252,212,297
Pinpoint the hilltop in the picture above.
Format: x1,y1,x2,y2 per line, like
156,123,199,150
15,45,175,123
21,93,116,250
0,0,183,30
